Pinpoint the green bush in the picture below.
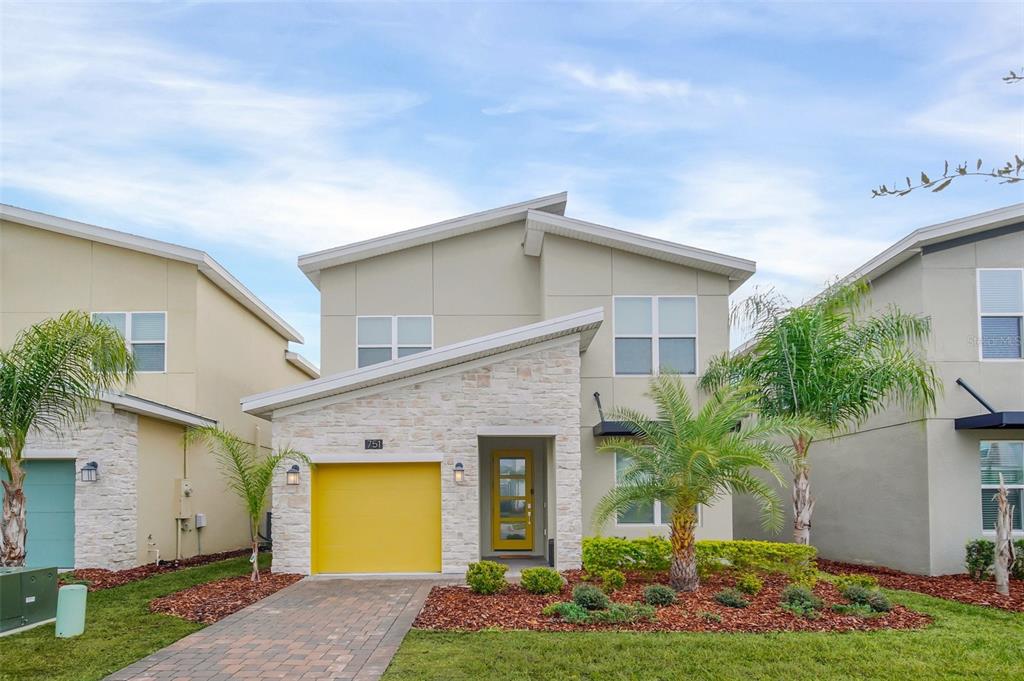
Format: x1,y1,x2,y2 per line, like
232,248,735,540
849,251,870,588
587,603,656,624
1013,539,1024,580
832,573,879,592
643,584,677,607
841,585,873,605
572,583,611,610
713,588,749,609
466,560,508,595
781,584,822,611
581,536,671,573
866,591,891,612
965,539,995,580
831,603,877,617
599,569,626,594
699,610,722,623
735,572,763,595
520,567,563,595
542,601,588,623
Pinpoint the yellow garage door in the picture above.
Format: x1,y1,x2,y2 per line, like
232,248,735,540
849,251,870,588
312,462,441,573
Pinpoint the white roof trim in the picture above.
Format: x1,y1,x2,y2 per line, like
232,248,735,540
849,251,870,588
0,204,304,343
242,307,604,418
286,351,320,379
522,210,756,292
841,202,1024,285
101,392,217,428
296,192,568,286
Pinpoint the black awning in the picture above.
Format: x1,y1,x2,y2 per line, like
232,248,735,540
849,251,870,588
592,421,640,437
954,412,1024,430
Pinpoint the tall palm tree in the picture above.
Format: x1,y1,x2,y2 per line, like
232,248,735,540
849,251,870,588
593,376,809,591
700,280,939,545
1,311,135,566
185,426,309,582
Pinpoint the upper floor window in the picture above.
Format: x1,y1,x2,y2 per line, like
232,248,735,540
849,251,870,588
978,269,1023,360
614,452,701,526
614,296,697,376
357,316,433,368
92,312,167,372
980,441,1023,532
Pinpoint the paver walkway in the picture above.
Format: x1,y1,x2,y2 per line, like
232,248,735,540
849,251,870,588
106,577,441,681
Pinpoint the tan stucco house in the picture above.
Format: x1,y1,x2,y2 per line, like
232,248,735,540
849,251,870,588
734,203,1024,575
242,193,756,574
0,204,316,570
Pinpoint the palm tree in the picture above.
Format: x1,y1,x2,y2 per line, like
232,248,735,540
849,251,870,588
185,426,309,582
593,376,809,591
1,311,135,566
700,280,939,546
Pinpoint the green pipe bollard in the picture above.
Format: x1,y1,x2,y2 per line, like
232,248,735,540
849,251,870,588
55,584,87,638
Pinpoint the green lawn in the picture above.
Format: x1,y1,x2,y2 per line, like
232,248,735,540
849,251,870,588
383,591,1024,680
0,554,267,681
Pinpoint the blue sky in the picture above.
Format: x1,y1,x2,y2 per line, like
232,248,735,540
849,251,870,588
2,2,1022,365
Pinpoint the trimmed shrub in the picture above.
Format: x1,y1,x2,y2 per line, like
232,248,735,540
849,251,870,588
520,567,563,595
643,584,677,607
699,610,722,623
832,573,879,592
866,591,891,613
781,584,822,611
1013,539,1024,580
965,539,995,580
735,572,763,596
542,601,588,623
599,569,626,594
587,603,656,624
713,588,749,609
840,585,873,605
841,585,890,613
466,560,508,595
831,603,877,617
572,583,611,610
582,536,671,573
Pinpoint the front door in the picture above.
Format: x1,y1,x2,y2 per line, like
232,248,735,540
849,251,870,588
491,450,533,551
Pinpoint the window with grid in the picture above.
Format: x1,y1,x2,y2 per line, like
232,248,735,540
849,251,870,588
614,453,701,526
357,316,432,368
92,312,166,372
980,441,1023,532
614,296,697,376
978,269,1023,360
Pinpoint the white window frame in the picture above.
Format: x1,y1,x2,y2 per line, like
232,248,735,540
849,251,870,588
612,295,698,377
613,452,701,528
356,315,434,368
92,311,167,374
980,440,1024,537
976,268,1024,362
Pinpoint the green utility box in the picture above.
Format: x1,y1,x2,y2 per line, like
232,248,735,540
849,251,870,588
0,566,58,634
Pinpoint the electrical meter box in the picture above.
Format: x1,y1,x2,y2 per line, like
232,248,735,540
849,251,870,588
0,566,58,634
194,512,207,528
175,479,194,519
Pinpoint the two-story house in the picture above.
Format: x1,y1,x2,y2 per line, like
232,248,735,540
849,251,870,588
733,203,1024,575
0,205,316,570
242,193,755,574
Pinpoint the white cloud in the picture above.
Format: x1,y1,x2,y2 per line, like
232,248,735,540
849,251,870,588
555,63,694,100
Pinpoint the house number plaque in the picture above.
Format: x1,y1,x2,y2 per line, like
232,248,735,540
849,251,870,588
364,439,384,450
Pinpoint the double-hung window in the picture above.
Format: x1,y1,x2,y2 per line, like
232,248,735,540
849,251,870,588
613,453,701,526
614,296,697,376
978,269,1023,360
980,441,1023,532
92,312,167,372
357,316,432,368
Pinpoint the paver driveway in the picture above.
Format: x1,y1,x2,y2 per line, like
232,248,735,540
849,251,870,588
106,577,441,681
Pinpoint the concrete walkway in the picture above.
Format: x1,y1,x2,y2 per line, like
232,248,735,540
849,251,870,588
106,577,441,681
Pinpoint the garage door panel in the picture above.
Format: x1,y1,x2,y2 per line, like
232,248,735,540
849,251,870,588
312,462,441,573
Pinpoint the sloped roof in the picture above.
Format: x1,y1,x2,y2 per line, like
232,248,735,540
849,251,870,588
102,392,216,428
241,307,604,418
0,204,304,343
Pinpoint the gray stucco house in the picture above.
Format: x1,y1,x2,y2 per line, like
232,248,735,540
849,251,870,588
734,202,1024,576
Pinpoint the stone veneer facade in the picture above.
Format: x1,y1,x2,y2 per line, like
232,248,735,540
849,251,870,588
22,402,139,570
271,337,584,574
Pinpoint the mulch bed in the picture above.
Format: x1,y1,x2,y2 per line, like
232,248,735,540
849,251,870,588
415,570,931,633
63,549,250,591
819,559,1024,613
149,571,303,624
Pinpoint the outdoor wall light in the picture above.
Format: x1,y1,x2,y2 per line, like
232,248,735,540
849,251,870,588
453,462,465,483
80,461,99,483
286,464,301,486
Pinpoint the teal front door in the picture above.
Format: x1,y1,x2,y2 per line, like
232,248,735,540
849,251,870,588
2,460,76,568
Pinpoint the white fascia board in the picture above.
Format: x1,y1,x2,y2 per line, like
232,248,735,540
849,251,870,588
102,392,217,428
0,204,304,343
296,192,568,286
286,351,321,378
241,306,603,418
522,210,756,291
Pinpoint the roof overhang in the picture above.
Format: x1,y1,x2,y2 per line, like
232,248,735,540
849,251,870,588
242,307,603,418
296,193,568,287
522,211,756,292
954,412,1024,430
0,204,304,343
285,351,320,379
102,392,216,428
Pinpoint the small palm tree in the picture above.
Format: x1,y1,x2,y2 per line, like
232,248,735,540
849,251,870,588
185,426,309,582
594,376,809,591
1,311,134,566
700,281,939,545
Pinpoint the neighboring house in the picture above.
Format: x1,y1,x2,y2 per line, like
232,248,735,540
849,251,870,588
733,203,1024,576
242,193,756,574
0,205,316,570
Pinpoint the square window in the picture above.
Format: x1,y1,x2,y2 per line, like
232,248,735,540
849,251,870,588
358,347,392,368
659,297,696,336
659,338,696,374
357,317,392,345
981,317,1023,359
981,442,1024,485
979,270,1024,314
93,312,126,337
615,338,653,375
397,317,431,345
132,343,165,372
981,487,1023,531
615,298,653,335
131,312,165,342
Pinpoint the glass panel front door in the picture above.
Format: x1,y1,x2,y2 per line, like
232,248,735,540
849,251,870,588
492,450,533,550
